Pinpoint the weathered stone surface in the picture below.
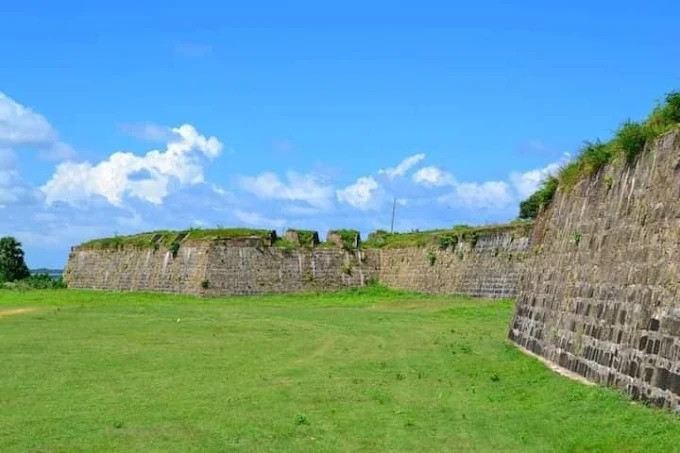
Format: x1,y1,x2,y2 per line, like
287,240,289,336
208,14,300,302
377,230,529,298
65,241,379,296
509,128,680,410
65,226,530,298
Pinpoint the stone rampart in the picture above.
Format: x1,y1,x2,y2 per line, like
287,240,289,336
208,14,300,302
509,128,680,409
377,228,530,298
65,225,530,298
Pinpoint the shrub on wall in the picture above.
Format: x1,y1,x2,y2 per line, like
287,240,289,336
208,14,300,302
438,234,457,250
168,241,180,258
519,177,558,220
291,229,319,247
615,121,650,164
518,90,680,219
329,229,360,251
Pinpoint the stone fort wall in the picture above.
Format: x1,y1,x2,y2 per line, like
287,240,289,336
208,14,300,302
64,226,531,298
65,241,380,296
377,228,530,298
509,128,680,409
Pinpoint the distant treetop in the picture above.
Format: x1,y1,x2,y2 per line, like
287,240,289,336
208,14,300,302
0,236,31,283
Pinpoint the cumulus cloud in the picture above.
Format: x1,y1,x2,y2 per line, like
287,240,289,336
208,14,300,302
0,92,75,160
412,158,567,209
439,181,514,209
335,154,428,211
42,124,223,206
509,158,566,199
0,148,14,168
336,176,381,210
379,153,425,179
412,166,454,187
0,149,42,207
238,171,333,209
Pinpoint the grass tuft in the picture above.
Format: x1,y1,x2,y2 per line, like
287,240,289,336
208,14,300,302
364,221,533,249
81,228,275,250
519,90,680,218
615,120,650,164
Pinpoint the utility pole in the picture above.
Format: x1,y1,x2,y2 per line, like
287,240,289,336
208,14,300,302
390,197,396,233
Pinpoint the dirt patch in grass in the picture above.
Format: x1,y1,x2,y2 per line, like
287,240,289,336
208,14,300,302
0,308,37,319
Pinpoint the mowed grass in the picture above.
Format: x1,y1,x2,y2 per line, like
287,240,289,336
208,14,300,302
2,288,680,452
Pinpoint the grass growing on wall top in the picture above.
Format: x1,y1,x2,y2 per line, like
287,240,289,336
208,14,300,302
286,229,319,247
519,91,680,219
328,229,360,250
80,228,275,250
363,220,533,249
79,222,534,252
2,288,680,451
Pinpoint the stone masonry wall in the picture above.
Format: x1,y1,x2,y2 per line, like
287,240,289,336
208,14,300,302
378,229,530,298
509,128,680,409
65,226,530,298
201,245,380,296
65,241,380,296
64,241,210,295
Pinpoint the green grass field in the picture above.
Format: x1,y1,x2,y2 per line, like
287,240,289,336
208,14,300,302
2,288,680,452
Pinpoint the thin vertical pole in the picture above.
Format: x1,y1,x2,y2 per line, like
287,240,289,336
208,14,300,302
390,197,396,233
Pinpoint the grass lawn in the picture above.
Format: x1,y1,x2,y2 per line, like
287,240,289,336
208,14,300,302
1,287,679,452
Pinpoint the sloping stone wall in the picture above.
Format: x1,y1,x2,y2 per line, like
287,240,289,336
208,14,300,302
378,229,530,298
509,128,680,409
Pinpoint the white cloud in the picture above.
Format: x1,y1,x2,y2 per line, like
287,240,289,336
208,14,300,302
336,176,381,210
0,148,15,168
509,158,566,199
238,171,333,209
118,122,175,142
0,149,42,207
234,209,286,229
412,166,454,187
439,181,514,209
0,92,75,160
0,93,56,146
42,124,223,206
379,153,425,179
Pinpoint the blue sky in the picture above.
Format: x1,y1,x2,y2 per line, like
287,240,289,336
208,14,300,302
1,1,679,268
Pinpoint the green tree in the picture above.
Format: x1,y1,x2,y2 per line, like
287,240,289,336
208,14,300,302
0,236,30,283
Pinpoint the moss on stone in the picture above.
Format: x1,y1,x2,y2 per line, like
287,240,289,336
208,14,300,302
362,221,533,249
80,228,275,250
